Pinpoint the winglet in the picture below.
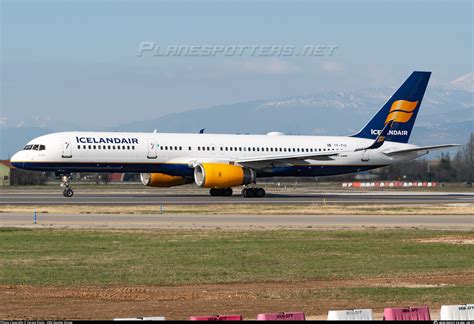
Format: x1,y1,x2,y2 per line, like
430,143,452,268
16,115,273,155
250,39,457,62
355,120,393,152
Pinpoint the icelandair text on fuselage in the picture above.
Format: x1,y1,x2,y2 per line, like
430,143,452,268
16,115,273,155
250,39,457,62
76,137,139,144
371,129,408,136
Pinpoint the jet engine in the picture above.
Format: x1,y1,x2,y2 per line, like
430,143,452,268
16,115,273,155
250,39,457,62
140,173,192,187
194,163,256,188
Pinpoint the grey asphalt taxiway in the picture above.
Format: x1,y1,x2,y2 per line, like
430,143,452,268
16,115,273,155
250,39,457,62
1,191,473,205
1,212,473,230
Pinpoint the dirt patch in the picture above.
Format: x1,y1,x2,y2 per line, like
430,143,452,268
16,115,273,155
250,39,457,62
1,273,471,320
417,237,474,245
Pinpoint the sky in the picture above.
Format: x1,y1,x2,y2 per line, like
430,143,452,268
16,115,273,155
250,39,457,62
1,0,472,130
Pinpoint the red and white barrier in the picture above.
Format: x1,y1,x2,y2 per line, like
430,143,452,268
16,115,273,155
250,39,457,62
257,312,305,321
327,309,373,320
440,304,474,320
190,314,243,321
383,306,431,320
343,181,438,188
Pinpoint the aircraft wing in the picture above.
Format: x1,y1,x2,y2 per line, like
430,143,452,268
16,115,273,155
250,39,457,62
235,151,340,164
383,144,461,156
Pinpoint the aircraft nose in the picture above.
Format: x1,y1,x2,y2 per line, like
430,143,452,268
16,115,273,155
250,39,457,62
10,151,24,169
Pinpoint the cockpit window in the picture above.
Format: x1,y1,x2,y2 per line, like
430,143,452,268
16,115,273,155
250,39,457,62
32,145,39,150
23,145,33,150
39,145,46,151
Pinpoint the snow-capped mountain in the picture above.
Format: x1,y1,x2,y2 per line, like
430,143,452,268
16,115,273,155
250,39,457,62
449,73,474,92
1,85,472,158
110,86,472,148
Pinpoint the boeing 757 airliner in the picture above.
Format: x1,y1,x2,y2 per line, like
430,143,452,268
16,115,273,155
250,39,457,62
10,71,459,198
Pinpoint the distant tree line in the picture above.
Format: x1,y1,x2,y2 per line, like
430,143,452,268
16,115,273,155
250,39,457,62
10,169,48,186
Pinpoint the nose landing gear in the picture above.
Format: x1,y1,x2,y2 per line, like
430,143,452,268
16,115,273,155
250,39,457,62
59,174,74,197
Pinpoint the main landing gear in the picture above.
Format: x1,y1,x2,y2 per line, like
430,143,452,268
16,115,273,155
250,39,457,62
209,188,233,196
209,187,266,197
59,174,74,197
241,187,265,198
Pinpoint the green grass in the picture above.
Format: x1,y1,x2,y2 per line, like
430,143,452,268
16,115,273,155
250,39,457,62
0,228,472,286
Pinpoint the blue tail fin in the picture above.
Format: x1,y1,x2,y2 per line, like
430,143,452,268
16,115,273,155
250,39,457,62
351,71,431,143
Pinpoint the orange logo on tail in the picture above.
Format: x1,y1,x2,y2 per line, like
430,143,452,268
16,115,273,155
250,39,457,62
385,100,418,124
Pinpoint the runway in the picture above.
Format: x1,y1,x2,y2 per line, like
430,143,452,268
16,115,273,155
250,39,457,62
1,213,473,230
1,191,473,205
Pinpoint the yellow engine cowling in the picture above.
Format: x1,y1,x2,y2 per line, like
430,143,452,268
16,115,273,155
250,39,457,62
194,163,256,188
140,173,192,187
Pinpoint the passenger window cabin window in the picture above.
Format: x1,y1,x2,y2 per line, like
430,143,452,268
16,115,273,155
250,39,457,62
132,146,135,150
198,147,200,151
189,146,192,150
117,146,120,150
88,145,91,149
77,146,80,149
112,146,115,149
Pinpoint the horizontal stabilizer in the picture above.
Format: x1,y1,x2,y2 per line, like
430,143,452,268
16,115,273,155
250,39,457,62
383,144,460,156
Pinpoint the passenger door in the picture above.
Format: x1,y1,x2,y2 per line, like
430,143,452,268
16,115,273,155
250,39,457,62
61,137,72,158
147,138,157,159
361,150,370,162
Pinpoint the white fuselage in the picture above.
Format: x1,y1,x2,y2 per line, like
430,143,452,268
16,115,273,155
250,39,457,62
10,131,422,178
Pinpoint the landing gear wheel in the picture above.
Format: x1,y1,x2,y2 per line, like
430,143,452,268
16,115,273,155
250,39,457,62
63,188,74,197
210,188,233,197
242,187,255,198
242,187,265,198
223,188,233,196
255,188,266,198
59,173,74,198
